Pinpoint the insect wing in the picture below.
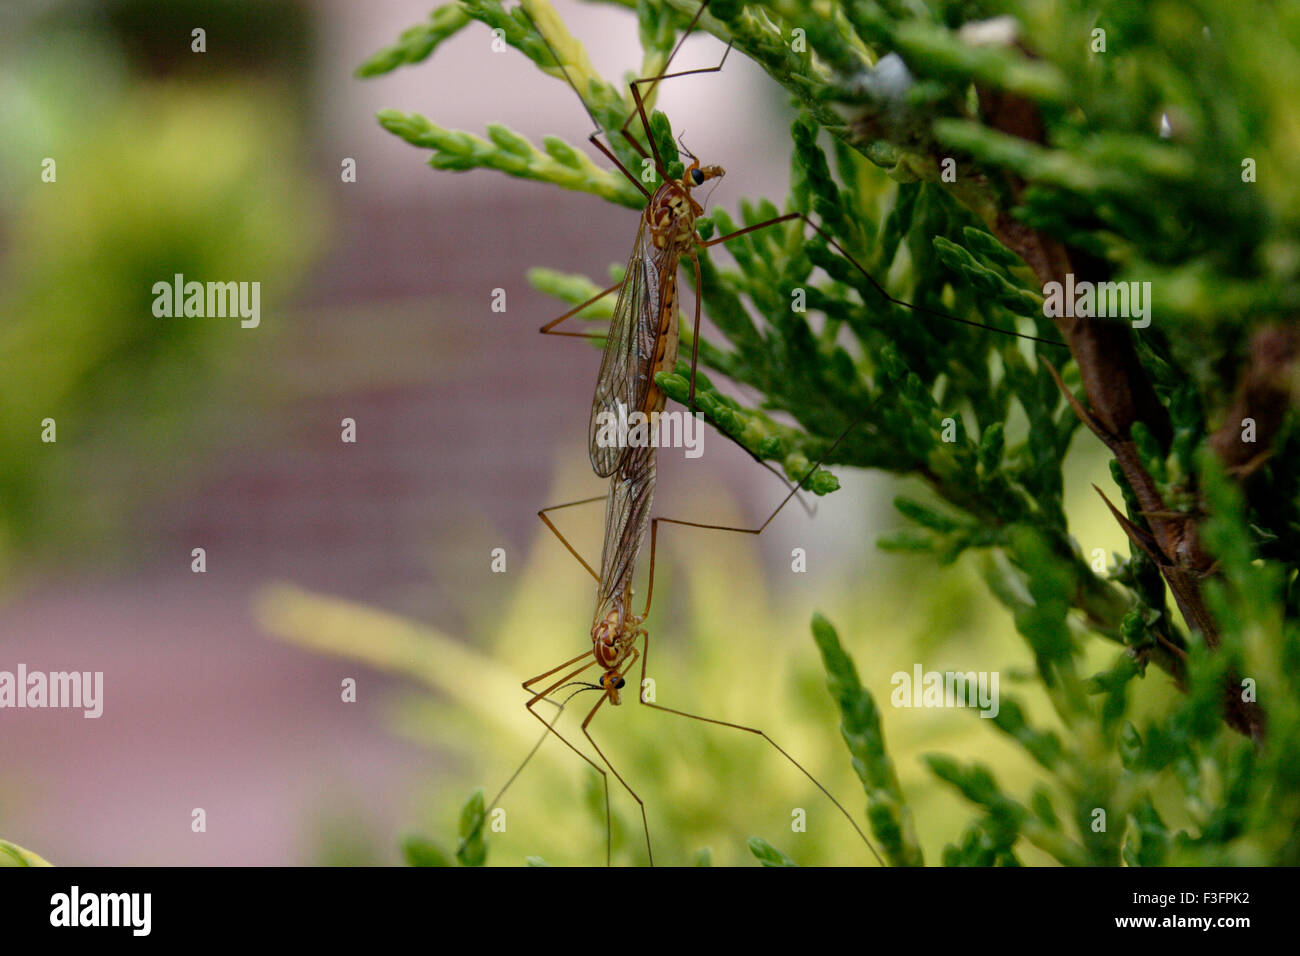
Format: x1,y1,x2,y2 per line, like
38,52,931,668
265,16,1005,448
588,220,665,478
592,447,657,627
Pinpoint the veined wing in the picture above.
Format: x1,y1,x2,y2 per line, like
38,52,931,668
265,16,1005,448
588,218,671,478
592,446,657,628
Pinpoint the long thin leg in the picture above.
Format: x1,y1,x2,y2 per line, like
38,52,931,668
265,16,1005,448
625,0,716,117
635,631,885,866
640,399,873,617
471,647,614,866
677,250,816,517
519,654,618,866
586,129,652,199
622,47,733,145
522,646,598,695
627,76,666,182
580,647,654,866
616,3,730,165
521,651,653,867
516,5,653,198
687,250,704,407
537,495,607,584
539,278,624,339
700,211,1066,348
521,0,726,188
484,683,594,849
486,702,562,816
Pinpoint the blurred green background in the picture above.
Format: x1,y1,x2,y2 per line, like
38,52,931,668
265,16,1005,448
0,0,1137,865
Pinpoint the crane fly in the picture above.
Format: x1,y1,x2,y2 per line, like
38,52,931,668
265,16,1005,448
582,156,721,478
516,426,886,866
534,0,1064,487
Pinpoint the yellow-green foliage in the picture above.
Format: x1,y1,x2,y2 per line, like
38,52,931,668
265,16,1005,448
0,839,52,867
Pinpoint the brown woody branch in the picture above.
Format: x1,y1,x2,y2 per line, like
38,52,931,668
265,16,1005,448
970,85,1267,740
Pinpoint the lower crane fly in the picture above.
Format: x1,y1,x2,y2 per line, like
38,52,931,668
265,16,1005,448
516,430,887,866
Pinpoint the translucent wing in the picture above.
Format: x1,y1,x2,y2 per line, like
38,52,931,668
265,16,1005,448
588,219,669,478
592,446,657,628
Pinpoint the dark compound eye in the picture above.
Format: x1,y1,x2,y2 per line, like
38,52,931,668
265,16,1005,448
690,168,705,186
615,677,626,689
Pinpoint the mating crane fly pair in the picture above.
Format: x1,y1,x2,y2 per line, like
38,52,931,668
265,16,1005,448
483,0,1063,867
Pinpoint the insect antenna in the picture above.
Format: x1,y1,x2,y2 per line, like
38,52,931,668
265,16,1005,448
677,131,699,165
